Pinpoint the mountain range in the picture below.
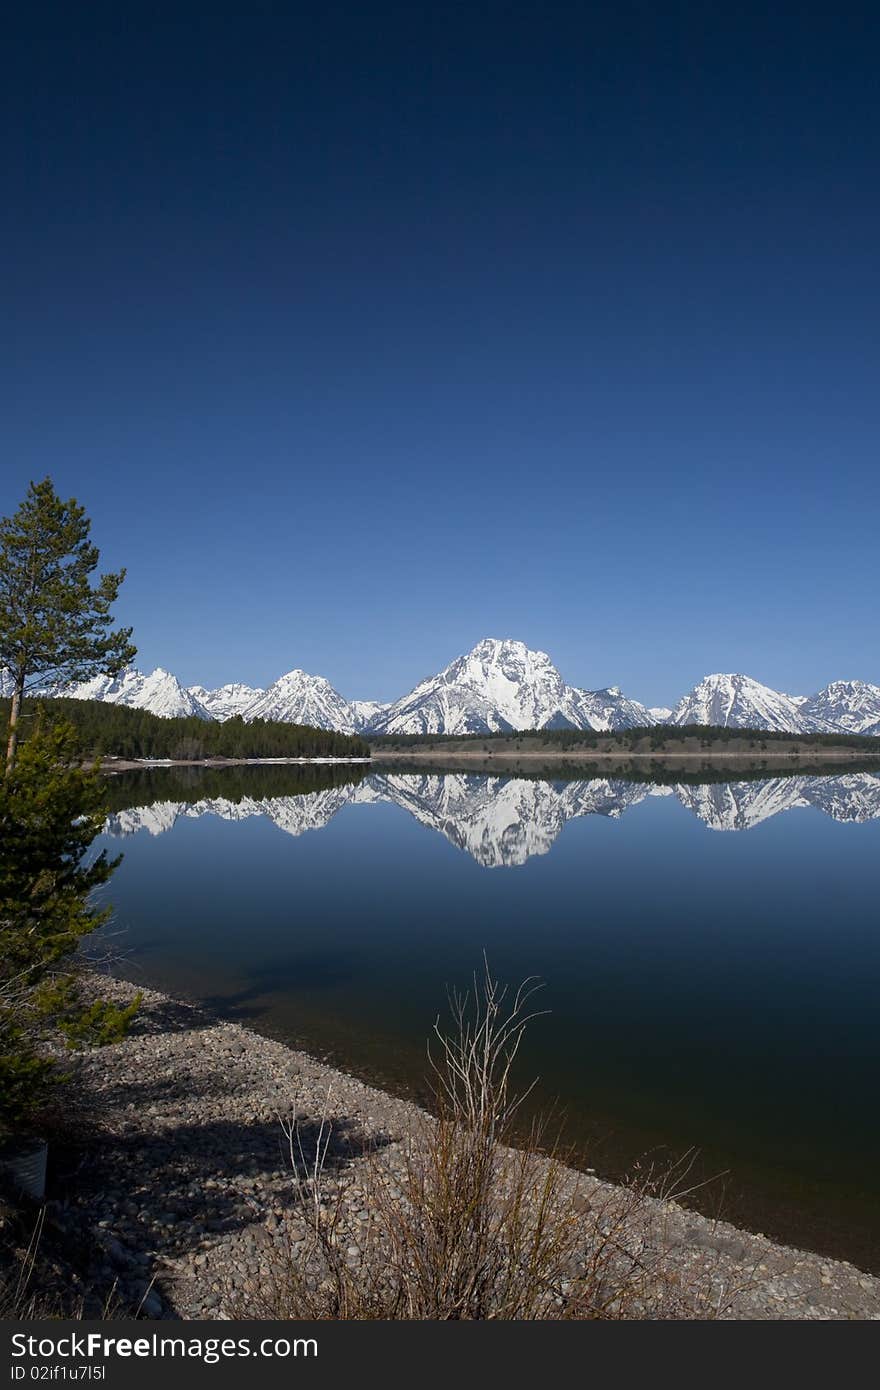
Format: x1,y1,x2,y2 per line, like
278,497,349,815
5,637,880,737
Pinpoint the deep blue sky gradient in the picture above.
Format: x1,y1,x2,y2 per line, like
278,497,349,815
4,4,879,705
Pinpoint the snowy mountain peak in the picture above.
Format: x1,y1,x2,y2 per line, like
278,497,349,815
189,683,265,721
799,679,880,736
371,638,569,736
369,638,657,736
348,699,391,729
17,643,880,739
65,667,211,720
447,638,559,689
648,707,673,723
469,636,548,661
669,673,815,734
244,669,358,733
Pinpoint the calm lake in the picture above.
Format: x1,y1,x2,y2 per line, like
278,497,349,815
93,760,880,1270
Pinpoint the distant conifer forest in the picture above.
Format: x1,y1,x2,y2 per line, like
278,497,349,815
0,697,370,761
370,724,878,751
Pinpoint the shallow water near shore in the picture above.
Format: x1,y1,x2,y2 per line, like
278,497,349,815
92,761,880,1270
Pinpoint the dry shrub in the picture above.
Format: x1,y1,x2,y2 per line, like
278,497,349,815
242,964,747,1320
0,1204,47,1318
1,1193,148,1320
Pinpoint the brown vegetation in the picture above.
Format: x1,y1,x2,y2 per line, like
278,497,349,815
239,965,748,1319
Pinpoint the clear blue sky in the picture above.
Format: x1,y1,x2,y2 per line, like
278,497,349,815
4,3,879,706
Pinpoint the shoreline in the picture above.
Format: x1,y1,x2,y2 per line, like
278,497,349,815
98,756,372,772
94,749,880,773
54,974,880,1320
371,749,880,762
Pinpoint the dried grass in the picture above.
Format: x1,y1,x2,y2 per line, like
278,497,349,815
240,962,749,1320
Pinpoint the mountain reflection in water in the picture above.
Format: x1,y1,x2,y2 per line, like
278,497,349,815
104,769,880,868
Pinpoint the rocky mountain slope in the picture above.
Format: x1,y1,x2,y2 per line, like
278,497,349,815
65,668,211,720
188,683,264,721
368,639,654,735
797,679,880,735
6,640,879,736
669,673,835,734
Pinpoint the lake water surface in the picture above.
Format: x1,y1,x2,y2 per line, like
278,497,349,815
93,761,880,1269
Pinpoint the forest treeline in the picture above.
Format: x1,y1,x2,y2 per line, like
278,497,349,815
371,723,880,752
0,696,370,761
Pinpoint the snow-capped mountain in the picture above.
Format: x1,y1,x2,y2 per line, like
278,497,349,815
243,669,359,733
668,673,823,734
564,685,656,732
188,683,265,721
797,680,880,736
370,639,570,735
14,639,880,737
65,668,211,720
349,700,391,730
368,639,657,736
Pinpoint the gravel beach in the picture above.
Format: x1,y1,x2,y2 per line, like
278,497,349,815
42,977,880,1321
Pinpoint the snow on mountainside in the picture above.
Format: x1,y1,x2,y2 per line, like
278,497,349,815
65,668,211,720
185,687,385,731
188,683,264,721
798,680,880,736
368,639,658,736
12,641,880,736
370,639,570,735
669,673,822,734
670,675,880,736
243,670,358,733
648,707,673,723
349,700,391,731
565,686,656,732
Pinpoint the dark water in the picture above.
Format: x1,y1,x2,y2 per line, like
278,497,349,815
93,761,880,1269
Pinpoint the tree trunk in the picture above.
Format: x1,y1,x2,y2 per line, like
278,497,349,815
5,679,23,773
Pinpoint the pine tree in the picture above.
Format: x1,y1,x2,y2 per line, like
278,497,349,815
0,477,136,769
0,717,138,1133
